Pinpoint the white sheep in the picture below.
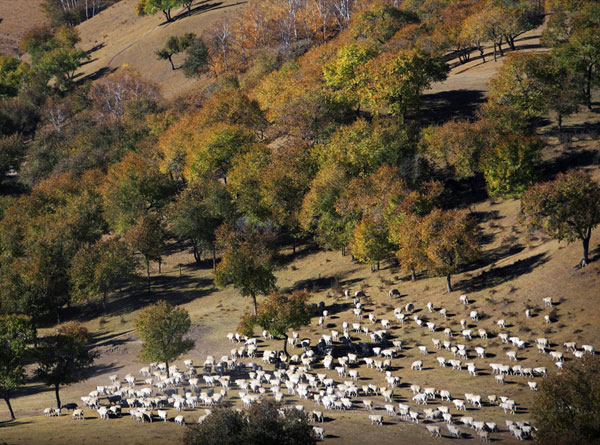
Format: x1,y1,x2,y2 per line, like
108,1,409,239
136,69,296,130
72,409,84,420
528,381,538,391
426,425,441,437
447,424,461,438
313,426,325,440
411,360,423,371
369,415,383,425
427,302,434,313
459,294,469,306
175,415,185,426
542,297,553,307
157,410,168,422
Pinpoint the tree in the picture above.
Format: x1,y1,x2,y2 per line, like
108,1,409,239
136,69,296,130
102,152,176,234
182,36,210,78
156,33,195,70
168,180,233,267
419,209,481,293
69,238,139,313
360,50,448,120
389,213,426,281
533,354,600,443
0,56,33,99
480,134,542,198
0,315,36,420
214,222,278,315
35,322,97,409
134,300,194,377
351,215,394,271
184,400,317,445
125,214,167,293
0,135,26,180
241,291,312,355
520,170,600,266
136,0,181,22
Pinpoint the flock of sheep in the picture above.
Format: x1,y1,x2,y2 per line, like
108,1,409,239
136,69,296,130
41,289,595,442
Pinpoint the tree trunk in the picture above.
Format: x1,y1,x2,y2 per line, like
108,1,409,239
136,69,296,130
146,258,151,294
166,361,170,378
192,239,201,263
479,44,486,63
212,247,216,271
102,291,108,314
292,239,296,254
582,235,590,266
558,114,562,132
158,258,162,273
56,307,61,325
168,55,175,70
377,261,380,271
446,274,452,293
55,384,61,409
4,394,15,420
586,66,592,110
283,333,288,356
411,268,416,281
341,245,345,256
252,294,257,316
163,9,172,22
497,38,504,57
493,43,497,62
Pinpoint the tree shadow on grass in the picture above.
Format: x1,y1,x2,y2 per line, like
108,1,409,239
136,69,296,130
456,253,549,293
419,89,487,124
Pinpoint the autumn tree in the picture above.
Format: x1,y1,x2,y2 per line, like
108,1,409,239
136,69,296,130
533,354,600,443
0,315,36,420
480,134,542,198
89,66,160,120
214,222,278,315
419,208,481,293
240,290,312,355
156,33,195,70
0,135,26,180
102,152,176,234
388,213,425,281
0,56,33,99
69,238,139,313
134,300,194,377
168,180,233,267
351,215,394,271
360,50,448,120
520,170,600,266
35,322,97,409
125,214,167,293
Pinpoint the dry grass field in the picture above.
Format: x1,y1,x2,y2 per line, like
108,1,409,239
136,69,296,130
0,0,47,56
0,115,599,444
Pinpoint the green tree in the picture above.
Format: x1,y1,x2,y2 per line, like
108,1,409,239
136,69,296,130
136,0,181,22
134,300,194,377
35,322,97,409
156,33,196,70
360,50,448,120
125,214,166,294
102,152,176,234
214,222,277,315
184,400,317,445
0,56,33,99
520,170,600,266
0,135,26,180
240,290,312,355
533,354,600,443
0,315,36,420
351,215,394,271
480,134,542,198
168,180,233,267
69,238,139,313
419,208,481,293
182,36,209,78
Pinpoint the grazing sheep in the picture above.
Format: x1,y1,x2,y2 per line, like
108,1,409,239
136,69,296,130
369,415,383,425
583,345,595,354
97,407,109,420
459,295,469,306
411,360,423,371
495,375,504,384
437,356,446,367
389,289,400,299
426,425,441,437
427,302,434,313
453,399,466,410
363,400,373,410
528,381,538,391
497,319,506,329
525,309,531,318
544,315,551,324
478,430,490,442
385,404,395,416
175,415,185,426
419,346,428,355
447,424,461,438
542,297,553,307
72,409,84,420
440,308,447,318
470,310,479,321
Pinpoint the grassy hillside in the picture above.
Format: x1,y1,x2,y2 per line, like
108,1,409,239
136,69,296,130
0,0,47,56
74,0,246,99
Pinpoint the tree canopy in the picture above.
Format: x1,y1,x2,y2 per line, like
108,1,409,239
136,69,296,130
134,300,194,377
